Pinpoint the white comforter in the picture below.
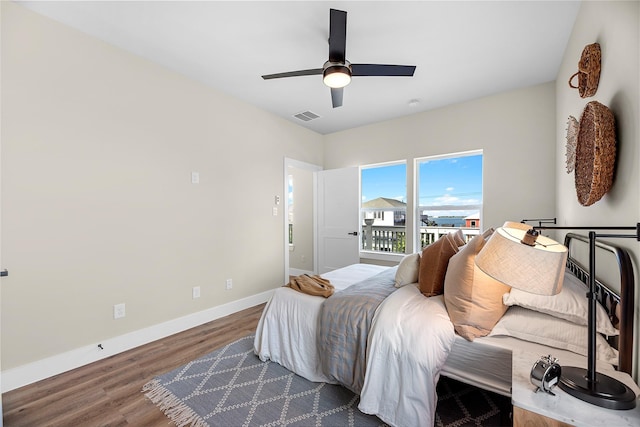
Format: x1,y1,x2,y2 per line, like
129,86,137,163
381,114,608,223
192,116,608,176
359,286,456,427
253,264,388,383
254,265,455,427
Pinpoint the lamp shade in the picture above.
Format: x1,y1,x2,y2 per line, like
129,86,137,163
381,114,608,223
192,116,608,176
502,221,533,231
475,227,567,295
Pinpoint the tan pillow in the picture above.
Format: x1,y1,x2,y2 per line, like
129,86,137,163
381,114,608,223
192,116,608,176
419,232,460,296
452,229,466,246
395,253,420,288
444,228,510,341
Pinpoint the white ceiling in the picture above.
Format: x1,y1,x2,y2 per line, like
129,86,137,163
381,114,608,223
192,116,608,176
18,1,581,135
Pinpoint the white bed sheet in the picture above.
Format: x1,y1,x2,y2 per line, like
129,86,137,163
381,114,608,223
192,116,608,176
441,333,617,397
253,264,389,383
359,287,455,427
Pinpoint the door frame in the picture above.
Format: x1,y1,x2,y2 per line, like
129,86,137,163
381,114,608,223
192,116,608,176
283,158,322,282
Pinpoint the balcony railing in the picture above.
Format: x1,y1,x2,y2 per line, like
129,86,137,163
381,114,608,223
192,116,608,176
361,225,481,254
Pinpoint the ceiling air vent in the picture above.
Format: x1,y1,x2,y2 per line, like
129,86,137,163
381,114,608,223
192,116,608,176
293,111,321,122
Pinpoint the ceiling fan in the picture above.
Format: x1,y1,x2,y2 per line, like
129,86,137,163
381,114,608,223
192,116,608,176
261,9,416,108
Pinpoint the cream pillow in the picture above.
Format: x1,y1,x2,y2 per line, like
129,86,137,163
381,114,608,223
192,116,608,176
503,271,618,336
490,306,619,366
395,253,420,288
444,228,510,341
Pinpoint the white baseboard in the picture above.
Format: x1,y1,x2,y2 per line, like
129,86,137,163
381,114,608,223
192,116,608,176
1,290,274,393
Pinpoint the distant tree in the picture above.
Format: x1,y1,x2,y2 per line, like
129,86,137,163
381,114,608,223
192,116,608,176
395,233,406,254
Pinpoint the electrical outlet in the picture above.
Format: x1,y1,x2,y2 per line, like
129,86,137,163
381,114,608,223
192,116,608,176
192,286,201,299
114,303,126,319
226,279,233,290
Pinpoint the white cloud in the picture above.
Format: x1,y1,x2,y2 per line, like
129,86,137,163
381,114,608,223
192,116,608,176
430,195,480,206
435,194,459,204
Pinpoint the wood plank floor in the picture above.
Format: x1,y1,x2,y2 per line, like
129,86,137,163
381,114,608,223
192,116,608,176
2,303,265,426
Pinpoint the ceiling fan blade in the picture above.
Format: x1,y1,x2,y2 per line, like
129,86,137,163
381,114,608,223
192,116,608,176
331,87,344,108
351,64,416,77
262,68,323,80
328,9,347,63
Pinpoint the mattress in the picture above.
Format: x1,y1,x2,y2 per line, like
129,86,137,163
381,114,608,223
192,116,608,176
441,334,617,397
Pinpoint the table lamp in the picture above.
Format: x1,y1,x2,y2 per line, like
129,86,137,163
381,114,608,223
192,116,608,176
476,223,637,410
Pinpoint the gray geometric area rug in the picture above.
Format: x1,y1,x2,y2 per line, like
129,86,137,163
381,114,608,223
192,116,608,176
144,335,512,427
435,376,512,427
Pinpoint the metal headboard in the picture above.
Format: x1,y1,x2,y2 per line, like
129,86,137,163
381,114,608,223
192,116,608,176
563,233,635,374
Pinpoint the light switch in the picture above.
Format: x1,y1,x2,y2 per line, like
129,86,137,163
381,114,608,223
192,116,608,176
273,207,278,216
191,172,200,184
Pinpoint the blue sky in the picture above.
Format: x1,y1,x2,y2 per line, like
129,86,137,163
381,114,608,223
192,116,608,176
361,163,407,202
361,154,482,216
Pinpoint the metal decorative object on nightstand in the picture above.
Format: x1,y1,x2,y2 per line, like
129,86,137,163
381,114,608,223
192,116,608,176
512,350,640,427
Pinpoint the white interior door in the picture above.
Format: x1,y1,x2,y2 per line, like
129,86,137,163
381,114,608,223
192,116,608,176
317,167,360,273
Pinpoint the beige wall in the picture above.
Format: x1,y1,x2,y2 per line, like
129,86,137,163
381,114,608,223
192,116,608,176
1,2,323,369
555,1,640,378
324,82,558,254
4,0,639,388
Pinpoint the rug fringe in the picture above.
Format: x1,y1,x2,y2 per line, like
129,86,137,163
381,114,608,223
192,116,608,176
143,379,208,427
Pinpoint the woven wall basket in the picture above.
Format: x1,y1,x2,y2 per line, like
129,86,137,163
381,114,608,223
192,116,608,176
574,101,616,206
565,116,579,174
568,43,601,98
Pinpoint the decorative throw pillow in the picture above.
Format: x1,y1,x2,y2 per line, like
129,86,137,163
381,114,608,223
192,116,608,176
490,306,619,366
419,232,461,296
443,228,510,341
395,253,420,288
452,229,466,246
503,270,618,336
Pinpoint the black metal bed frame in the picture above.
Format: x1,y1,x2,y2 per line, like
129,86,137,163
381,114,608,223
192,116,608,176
563,233,635,375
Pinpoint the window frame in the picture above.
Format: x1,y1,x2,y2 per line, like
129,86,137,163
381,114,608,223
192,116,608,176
359,160,408,261
414,150,483,251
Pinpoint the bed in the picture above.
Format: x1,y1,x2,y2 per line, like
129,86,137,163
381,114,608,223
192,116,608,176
254,232,637,427
254,263,389,383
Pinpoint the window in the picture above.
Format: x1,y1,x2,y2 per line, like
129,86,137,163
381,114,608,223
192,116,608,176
361,162,407,254
416,151,483,249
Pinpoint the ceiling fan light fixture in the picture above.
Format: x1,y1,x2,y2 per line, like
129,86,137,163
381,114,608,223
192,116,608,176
261,10,416,108
323,65,351,88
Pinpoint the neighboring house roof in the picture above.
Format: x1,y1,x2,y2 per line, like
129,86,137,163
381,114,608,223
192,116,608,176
362,197,406,209
465,212,480,220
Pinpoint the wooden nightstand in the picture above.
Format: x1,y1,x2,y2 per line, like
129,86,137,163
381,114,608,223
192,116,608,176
512,350,640,427
513,406,573,427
